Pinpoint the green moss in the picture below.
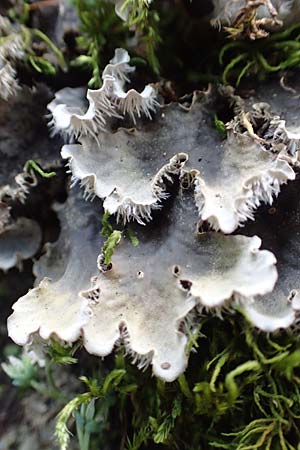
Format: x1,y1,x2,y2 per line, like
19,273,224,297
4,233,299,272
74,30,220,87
126,227,139,247
100,212,122,265
101,230,122,265
71,0,125,87
120,0,161,74
219,24,300,85
24,160,56,179
100,211,114,239
214,114,227,138
2,5,65,76
5,3,300,450
100,215,139,265
49,313,300,449
2,355,38,389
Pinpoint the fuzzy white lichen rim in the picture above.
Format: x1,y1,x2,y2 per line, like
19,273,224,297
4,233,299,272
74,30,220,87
0,218,41,271
7,189,103,346
237,179,300,331
0,15,14,36
240,293,300,332
0,202,11,232
193,132,295,234
0,32,24,61
83,185,277,381
113,84,159,124
47,48,159,140
47,86,89,140
61,87,296,227
233,76,300,157
102,47,134,82
239,253,300,331
269,117,300,156
0,84,62,207
61,132,188,223
0,14,25,101
0,169,37,206
249,93,300,157
0,61,20,100
47,80,121,141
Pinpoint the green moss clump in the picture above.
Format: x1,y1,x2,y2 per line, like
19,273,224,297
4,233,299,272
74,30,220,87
220,24,300,86
51,313,300,450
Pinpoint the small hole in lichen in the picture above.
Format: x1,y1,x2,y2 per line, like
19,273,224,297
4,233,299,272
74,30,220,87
172,265,181,277
161,362,171,370
137,270,144,279
181,178,189,189
119,322,127,335
288,289,298,301
180,279,192,291
197,220,211,234
178,154,187,163
23,175,35,185
1,193,12,202
88,287,100,302
97,254,113,272
101,261,113,272
180,172,195,189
